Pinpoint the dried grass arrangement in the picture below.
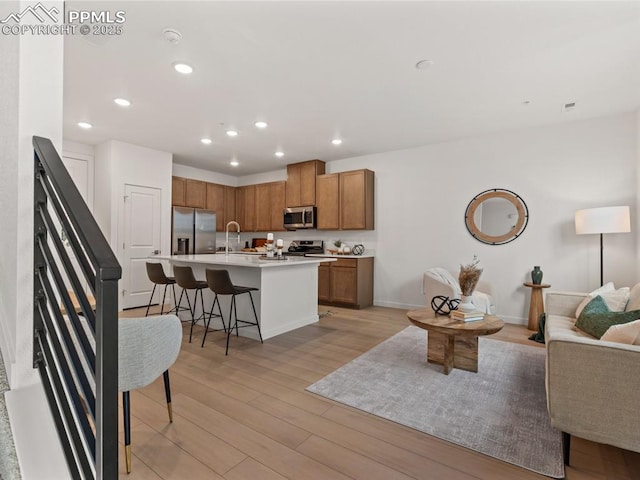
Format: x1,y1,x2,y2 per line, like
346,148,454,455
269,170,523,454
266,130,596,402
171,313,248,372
459,255,483,296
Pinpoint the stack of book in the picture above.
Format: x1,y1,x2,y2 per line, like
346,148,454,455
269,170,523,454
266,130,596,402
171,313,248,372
450,310,485,322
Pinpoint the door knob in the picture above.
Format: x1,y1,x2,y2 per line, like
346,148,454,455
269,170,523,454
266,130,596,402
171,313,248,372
152,250,160,255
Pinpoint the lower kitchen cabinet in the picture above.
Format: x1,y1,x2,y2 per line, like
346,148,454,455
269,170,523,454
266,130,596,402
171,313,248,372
318,257,373,309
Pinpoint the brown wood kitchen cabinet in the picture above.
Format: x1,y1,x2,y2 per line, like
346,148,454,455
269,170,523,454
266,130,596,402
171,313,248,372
269,181,286,231
236,185,256,231
286,160,325,207
253,181,286,232
318,257,374,309
205,182,237,231
172,176,186,206
316,169,375,230
172,176,206,209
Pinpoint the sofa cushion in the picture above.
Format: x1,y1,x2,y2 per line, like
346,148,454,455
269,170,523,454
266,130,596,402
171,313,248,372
576,295,640,338
625,283,640,312
601,319,640,345
575,282,616,318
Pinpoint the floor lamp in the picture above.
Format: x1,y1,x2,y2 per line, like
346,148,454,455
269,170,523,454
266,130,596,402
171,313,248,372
575,206,631,286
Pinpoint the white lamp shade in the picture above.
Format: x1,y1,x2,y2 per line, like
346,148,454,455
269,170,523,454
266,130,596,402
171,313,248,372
575,206,631,235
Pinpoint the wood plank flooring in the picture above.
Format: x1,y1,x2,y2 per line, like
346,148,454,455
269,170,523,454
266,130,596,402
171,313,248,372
119,305,640,480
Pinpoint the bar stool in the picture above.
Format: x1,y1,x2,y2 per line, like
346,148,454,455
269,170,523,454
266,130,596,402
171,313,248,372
203,268,263,355
173,265,209,343
145,262,179,317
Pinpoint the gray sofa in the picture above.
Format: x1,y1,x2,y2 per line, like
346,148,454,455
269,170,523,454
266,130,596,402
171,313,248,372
544,291,640,463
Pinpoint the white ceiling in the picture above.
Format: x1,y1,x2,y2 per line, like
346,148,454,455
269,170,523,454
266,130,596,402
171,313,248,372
63,1,640,175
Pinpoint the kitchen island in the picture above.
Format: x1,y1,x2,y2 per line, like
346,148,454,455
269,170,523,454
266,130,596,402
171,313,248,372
156,254,335,340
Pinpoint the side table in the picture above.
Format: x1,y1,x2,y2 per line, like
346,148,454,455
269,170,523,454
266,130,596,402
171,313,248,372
523,282,551,331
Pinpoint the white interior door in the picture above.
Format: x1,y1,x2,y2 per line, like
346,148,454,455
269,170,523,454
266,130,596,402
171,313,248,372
61,154,93,293
121,184,162,309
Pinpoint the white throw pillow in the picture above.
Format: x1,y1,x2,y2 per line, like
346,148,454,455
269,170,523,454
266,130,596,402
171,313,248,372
625,283,640,312
575,282,616,318
601,319,640,345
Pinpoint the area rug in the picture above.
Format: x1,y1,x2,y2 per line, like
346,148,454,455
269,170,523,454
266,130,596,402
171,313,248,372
307,326,564,478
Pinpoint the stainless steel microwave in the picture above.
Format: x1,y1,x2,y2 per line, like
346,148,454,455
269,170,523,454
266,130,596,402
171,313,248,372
283,206,317,230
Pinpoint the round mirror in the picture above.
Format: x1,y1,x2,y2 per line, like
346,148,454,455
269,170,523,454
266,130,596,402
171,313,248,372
465,189,528,245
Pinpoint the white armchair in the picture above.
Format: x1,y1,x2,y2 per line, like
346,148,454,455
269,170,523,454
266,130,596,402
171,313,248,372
422,267,495,314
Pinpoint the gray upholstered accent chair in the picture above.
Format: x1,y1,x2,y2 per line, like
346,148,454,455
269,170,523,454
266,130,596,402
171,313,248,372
119,315,182,473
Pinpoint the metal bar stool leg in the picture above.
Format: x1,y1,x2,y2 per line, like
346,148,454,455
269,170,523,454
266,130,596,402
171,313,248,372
201,294,226,348
185,291,196,343
145,284,157,317
248,291,263,343
160,283,169,315
225,295,237,355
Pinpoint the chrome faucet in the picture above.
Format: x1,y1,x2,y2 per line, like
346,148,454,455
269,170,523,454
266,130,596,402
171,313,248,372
225,221,240,256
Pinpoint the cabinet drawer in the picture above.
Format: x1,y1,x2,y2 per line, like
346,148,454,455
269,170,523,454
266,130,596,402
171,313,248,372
332,258,357,268
320,261,333,267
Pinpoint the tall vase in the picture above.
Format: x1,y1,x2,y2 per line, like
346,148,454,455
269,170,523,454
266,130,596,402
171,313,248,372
458,295,476,313
531,266,543,285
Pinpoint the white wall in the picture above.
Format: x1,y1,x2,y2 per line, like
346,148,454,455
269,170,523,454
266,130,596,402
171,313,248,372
170,113,638,323
173,163,238,186
326,112,638,322
0,2,64,387
95,141,173,305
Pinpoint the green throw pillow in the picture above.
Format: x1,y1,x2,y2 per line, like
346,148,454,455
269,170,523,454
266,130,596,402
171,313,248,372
575,295,640,338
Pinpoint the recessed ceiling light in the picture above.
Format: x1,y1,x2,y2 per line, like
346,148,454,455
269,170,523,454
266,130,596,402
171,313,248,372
226,130,238,137
77,122,92,129
114,98,131,107
173,62,193,74
331,138,342,145
200,138,212,145
275,151,284,157
415,59,435,70
255,121,268,129
230,160,239,167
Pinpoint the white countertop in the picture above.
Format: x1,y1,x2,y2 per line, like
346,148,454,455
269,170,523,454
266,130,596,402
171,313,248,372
305,253,375,259
156,254,335,268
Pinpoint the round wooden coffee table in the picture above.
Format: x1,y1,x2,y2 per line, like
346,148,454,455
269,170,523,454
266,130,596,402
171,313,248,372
406,309,504,375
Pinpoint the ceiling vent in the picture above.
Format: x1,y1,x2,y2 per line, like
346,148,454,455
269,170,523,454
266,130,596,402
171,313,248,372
562,102,576,113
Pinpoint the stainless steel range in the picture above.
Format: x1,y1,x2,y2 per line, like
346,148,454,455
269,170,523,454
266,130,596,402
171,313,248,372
287,240,324,256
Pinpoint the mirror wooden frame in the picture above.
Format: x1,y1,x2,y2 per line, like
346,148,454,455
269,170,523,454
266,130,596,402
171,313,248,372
464,188,528,245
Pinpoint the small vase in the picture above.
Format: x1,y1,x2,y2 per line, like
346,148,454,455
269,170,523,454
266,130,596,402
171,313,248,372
531,266,543,285
458,295,476,313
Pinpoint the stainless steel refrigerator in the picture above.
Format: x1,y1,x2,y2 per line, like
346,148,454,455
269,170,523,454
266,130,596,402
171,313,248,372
172,207,217,254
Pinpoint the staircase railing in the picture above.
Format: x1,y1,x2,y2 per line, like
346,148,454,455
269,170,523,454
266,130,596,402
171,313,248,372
33,136,121,479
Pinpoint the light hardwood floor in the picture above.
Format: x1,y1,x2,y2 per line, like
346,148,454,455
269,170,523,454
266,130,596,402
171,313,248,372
119,305,640,480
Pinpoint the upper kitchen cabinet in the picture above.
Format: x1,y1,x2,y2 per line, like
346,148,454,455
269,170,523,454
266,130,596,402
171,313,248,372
285,159,325,207
316,169,375,230
269,181,286,231
171,176,206,209
223,185,236,230
185,179,206,209
316,173,340,230
255,181,286,232
205,182,237,231
172,176,186,206
236,185,256,232
340,169,374,230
